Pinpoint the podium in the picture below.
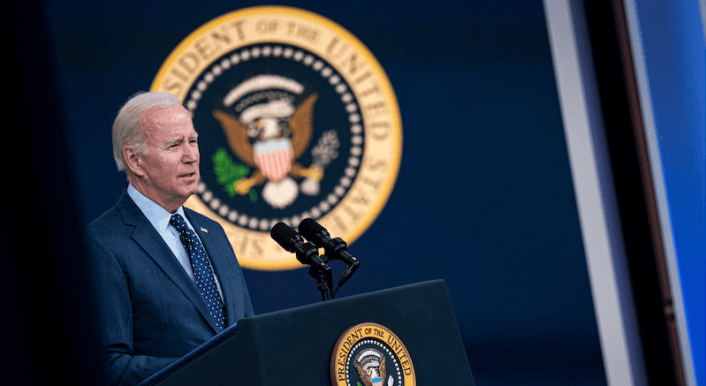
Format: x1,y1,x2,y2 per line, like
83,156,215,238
140,280,475,385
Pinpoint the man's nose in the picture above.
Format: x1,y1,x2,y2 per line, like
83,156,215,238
183,143,199,162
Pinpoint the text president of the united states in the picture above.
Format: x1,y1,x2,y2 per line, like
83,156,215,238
84,92,254,386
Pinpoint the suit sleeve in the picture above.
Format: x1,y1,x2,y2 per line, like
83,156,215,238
243,277,255,318
84,229,179,386
223,227,254,318
235,249,255,318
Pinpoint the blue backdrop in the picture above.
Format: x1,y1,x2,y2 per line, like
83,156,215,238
631,1,705,383
47,1,605,385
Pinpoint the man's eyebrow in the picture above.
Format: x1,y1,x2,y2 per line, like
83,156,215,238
161,134,198,149
163,138,183,149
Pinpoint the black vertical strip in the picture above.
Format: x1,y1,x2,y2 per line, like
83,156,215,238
4,0,103,384
580,1,685,385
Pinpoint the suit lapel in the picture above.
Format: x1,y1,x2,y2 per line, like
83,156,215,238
117,192,220,333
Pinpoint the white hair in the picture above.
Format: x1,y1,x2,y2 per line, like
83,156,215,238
112,91,182,171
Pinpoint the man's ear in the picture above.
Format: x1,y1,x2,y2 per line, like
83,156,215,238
123,146,145,177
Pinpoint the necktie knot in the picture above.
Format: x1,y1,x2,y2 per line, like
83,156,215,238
169,213,187,232
170,214,192,250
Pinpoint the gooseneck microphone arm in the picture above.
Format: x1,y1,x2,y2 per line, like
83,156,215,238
270,222,333,300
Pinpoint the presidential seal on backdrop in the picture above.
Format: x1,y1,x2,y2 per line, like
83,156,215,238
150,6,402,270
331,323,415,386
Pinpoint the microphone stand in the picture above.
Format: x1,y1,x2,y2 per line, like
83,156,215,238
269,222,335,301
296,244,333,301
308,263,333,301
296,219,362,301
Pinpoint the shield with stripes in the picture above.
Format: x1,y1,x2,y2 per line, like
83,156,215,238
254,137,293,182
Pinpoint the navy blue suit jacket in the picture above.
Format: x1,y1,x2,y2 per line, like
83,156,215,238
84,191,254,386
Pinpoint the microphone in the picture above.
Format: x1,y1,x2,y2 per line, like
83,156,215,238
298,218,357,265
298,218,359,288
271,222,333,301
270,222,329,271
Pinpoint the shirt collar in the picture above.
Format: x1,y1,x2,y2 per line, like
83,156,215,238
127,183,188,233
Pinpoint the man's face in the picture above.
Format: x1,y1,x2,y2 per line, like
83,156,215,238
134,104,200,212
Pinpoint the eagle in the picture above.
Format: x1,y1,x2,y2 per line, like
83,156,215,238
211,92,322,208
355,356,387,386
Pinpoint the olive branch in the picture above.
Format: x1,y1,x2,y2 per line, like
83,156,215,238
212,148,251,198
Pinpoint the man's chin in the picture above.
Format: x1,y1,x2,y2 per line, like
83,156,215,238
171,183,198,203
182,186,199,199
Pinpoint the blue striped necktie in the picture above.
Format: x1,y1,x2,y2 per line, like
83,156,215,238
169,213,226,331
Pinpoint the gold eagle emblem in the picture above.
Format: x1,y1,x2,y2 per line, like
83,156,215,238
354,351,387,386
211,93,323,197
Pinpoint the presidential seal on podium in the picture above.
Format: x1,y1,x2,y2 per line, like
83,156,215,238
331,323,416,386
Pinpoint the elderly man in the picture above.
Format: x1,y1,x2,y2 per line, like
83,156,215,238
84,92,254,386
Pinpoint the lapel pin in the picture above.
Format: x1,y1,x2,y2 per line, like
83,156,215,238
200,227,208,233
